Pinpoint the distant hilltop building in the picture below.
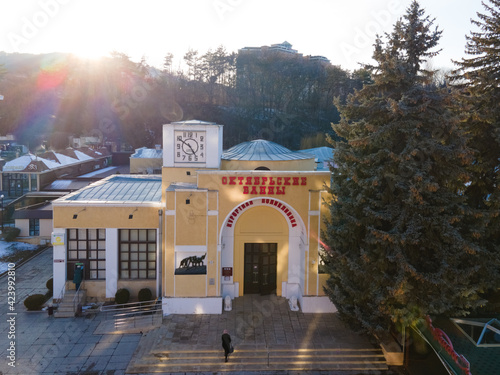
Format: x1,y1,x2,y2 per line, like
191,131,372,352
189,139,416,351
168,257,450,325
239,41,330,63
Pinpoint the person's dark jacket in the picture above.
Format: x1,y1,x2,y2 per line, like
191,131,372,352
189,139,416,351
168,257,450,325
222,333,231,355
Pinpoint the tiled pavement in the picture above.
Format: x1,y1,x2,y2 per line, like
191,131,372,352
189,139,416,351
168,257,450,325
127,296,388,373
0,248,141,375
0,247,389,374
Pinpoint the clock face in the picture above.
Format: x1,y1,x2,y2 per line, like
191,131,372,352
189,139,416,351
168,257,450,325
174,130,206,163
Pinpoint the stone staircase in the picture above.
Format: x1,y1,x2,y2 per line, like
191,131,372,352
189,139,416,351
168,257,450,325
54,289,86,318
127,344,388,373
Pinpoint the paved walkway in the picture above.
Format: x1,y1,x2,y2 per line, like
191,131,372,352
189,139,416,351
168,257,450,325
0,247,389,375
0,248,141,375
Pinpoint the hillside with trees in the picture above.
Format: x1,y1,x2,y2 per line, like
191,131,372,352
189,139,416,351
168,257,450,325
0,44,367,152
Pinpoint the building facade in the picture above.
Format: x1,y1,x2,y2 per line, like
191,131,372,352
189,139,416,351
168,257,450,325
52,120,335,314
1,147,111,197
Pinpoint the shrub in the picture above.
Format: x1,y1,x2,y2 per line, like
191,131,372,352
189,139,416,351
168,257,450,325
138,288,152,302
24,294,47,311
46,278,53,292
4,227,20,242
115,288,130,305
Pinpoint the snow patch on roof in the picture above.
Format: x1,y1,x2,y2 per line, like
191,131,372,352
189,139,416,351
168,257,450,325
40,157,61,169
3,154,61,171
131,147,163,159
73,150,94,161
53,153,79,166
3,155,33,171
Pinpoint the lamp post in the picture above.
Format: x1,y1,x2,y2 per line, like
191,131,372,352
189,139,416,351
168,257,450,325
1,194,4,232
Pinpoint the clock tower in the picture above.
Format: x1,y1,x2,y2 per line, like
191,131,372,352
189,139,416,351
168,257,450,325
163,120,223,169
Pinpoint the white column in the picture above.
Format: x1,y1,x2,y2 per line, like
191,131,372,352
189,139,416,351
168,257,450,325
51,230,67,299
105,229,118,298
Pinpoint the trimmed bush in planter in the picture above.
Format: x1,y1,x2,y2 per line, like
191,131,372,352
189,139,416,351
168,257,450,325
46,278,53,292
24,294,47,311
138,288,152,302
4,227,20,242
115,288,130,305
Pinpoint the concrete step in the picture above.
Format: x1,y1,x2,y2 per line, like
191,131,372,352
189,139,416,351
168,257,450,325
54,309,75,318
127,345,388,373
56,304,74,311
53,289,86,318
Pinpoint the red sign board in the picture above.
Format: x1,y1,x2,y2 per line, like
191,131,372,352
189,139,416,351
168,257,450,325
222,267,232,277
221,175,307,196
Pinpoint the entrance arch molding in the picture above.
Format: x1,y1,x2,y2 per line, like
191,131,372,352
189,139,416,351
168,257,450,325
219,197,307,300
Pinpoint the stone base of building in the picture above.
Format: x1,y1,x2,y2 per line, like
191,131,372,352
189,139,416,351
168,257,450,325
299,296,337,313
162,297,223,315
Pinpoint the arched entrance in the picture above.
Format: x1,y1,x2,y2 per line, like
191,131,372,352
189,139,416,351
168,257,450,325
220,198,306,299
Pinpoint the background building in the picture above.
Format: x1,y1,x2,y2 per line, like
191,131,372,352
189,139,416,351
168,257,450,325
0,147,111,197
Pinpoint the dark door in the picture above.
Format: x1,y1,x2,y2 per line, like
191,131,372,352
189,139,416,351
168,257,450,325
244,243,277,295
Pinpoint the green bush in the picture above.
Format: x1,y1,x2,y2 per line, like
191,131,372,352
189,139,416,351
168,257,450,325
46,278,53,292
24,294,47,311
115,288,130,305
138,288,152,302
3,227,20,242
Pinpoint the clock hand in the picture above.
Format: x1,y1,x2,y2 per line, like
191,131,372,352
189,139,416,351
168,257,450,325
180,139,197,155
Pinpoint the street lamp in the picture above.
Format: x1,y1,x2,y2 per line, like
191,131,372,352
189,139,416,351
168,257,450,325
1,194,4,232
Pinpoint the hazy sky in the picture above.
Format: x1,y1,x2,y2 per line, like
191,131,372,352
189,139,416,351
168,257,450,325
0,0,486,71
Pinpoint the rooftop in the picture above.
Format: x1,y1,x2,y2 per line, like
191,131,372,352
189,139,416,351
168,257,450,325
12,201,53,220
131,147,163,159
222,139,315,161
2,147,110,173
170,120,217,126
56,175,162,204
298,147,336,170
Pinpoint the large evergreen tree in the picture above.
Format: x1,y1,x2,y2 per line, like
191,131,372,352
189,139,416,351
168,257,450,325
449,0,500,293
323,1,483,334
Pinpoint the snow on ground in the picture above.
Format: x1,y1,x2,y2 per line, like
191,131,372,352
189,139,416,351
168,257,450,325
0,241,39,273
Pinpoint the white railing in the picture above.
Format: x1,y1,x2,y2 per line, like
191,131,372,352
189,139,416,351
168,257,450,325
100,298,162,330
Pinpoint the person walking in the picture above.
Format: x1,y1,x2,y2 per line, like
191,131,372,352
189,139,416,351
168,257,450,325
73,264,83,291
221,329,232,363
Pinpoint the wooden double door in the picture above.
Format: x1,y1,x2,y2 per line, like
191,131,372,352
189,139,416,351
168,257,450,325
244,243,277,295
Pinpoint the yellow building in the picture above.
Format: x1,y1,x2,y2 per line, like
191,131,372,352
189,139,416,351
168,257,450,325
52,120,335,314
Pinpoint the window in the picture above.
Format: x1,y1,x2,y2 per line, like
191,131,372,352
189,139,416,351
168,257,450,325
4,173,29,197
119,229,156,279
67,229,106,279
30,174,37,191
29,218,39,236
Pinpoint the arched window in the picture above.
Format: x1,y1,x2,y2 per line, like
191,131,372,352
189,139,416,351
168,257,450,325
255,166,270,171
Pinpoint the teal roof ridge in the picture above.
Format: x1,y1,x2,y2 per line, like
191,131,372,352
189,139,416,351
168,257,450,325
222,139,314,161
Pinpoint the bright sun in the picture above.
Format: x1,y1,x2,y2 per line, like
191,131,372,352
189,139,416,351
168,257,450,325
70,42,110,61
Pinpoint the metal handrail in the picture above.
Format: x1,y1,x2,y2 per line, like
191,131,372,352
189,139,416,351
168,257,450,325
72,279,85,314
56,281,66,303
102,300,159,318
113,302,162,330
113,304,162,318
100,298,160,311
114,313,162,330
